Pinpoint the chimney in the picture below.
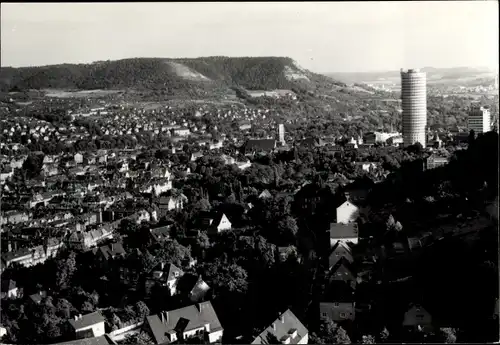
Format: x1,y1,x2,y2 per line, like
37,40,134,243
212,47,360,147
272,323,276,331
280,314,285,323
344,192,350,201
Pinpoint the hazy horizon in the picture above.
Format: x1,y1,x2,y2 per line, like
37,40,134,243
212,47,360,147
1,2,498,73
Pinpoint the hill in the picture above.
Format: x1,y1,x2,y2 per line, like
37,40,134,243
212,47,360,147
326,66,497,86
0,57,347,95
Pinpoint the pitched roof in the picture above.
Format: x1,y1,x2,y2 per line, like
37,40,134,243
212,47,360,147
68,311,106,330
328,242,354,269
150,262,184,282
145,302,222,344
96,242,126,260
150,225,172,242
329,222,359,239
1,279,16,291
244,139,276,152
329,257,357,282
251,309,308,344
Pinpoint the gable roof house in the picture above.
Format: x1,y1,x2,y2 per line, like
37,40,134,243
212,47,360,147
144,301,223,344
334,195,360,225
1,279,19,299
177,274,211,303
145,262,185,297
320,281,356,323
327,241,354,271
251,309,309,344
68,311,106,339
402,303,433,332
198,212,232,235
92,242,126,269
328,257,357,289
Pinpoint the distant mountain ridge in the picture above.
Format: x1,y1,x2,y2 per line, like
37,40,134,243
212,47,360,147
0,56,342,94
326,66,497,85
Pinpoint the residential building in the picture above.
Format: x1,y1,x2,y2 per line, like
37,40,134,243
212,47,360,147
51,335,115,345
68,312,106,339
327,241,354,271
320,281,356,323
251,309,308,344
402,304,433,332
335,196,360,224
424,155,449,170
199,212,232,235
1,279,18,299
145,262,184,297
144,302,223,344
401,69,427,148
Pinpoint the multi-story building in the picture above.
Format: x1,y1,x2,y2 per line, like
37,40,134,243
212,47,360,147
468,106,491,134
401,69,427,148
277,123,285,145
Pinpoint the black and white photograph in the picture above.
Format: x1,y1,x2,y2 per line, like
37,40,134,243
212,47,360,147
0,1,498,344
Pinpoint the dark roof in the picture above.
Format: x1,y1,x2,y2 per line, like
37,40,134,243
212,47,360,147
68,311,106,330
244,139,276,152
329,222,359,239
150,225,172,242
29,291,47,304
323,280,355,303
251,309,308,344
299,138,325,147
1,279,16,291
94,242,126,260
328,242,354,269
329,257,357,282
145,302,222,344
149,262,184,282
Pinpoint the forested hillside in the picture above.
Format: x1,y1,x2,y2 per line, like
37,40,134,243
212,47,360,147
0,57,330,93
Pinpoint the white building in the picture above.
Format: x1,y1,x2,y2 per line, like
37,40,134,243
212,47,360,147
401,69,427,148
68,311,106,339
468,106,491,134
278,123,285,145
252,309,308,344
336,199,359,225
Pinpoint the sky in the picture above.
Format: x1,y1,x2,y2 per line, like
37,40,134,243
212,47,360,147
1,2,498,73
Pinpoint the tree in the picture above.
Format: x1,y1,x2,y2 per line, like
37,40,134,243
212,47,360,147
123,331,154,345
440,328,457,343
156,240,192,268
362,335,376,344
135,301,150,320
334,326,351,344
379,327,390,342
55,252,77,290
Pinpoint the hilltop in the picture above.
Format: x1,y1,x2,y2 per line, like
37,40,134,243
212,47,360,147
0,57,347,96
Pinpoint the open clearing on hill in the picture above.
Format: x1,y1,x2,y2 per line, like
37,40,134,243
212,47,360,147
284,66,310,82
166,62,211,82
43,89,123,98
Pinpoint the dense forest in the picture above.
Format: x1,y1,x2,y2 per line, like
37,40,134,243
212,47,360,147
0,57,322,92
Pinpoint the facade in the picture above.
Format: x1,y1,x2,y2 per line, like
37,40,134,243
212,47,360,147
401,69,427,148
468,106,491,134
402,304,433,331
336,200,359,224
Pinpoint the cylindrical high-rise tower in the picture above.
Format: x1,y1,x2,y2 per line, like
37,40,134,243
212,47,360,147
401,68,427,148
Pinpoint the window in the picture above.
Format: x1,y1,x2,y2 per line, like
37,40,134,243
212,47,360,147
334,303,340,307
340,312,347,318
322,312,327,317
